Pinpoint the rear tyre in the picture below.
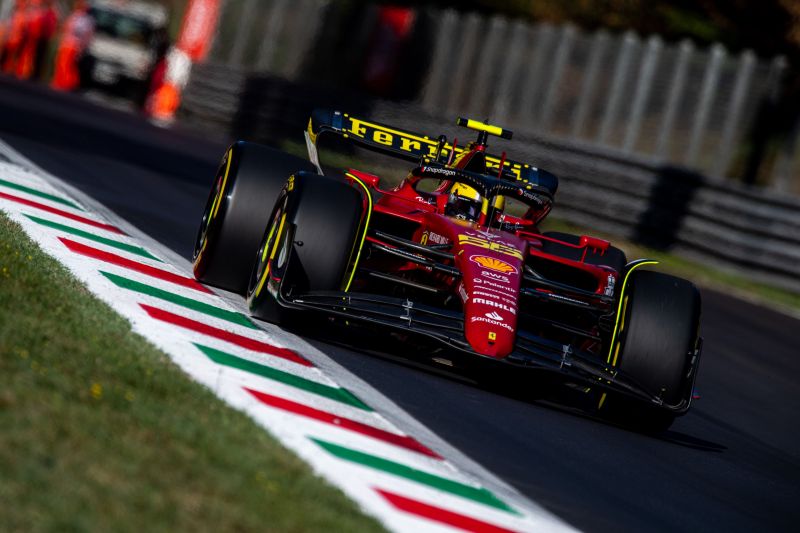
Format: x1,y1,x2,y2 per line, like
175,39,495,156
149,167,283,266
192,142,315,293
247,173,364,324
602,270,701,432
542,231,627,272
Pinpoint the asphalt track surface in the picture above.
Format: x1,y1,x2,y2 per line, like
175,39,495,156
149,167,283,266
2,77,798,532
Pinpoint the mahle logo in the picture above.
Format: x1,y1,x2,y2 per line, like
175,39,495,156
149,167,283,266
473,298,516,315
470,255,517,274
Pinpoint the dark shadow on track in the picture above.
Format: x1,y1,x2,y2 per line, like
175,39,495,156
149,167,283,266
659,429,727,452
288,316,729,453
634,166,704,249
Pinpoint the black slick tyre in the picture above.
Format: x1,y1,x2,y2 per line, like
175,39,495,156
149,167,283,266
542,231,627,272
193,142,315,294
603,269,701,432
247,172,364,324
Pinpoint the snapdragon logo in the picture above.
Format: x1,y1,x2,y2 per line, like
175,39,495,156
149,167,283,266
423,166,456,177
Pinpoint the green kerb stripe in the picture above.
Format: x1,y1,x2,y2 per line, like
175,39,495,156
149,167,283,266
25,215,160,261
311,438,518,515
100,271,256,329
195,344,372,411
1,178,83,210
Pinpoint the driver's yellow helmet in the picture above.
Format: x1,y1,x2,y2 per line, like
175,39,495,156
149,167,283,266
450,183,505,212
450,182,480,201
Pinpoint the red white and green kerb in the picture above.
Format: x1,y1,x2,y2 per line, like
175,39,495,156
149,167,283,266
0,159,573,532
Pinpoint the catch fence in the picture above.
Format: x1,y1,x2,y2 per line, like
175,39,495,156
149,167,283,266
199,0,796,192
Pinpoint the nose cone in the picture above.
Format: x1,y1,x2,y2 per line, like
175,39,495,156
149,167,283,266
458,252,523,359
464,308,517,358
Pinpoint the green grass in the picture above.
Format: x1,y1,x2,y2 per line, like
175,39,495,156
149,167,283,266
540,217,800,312
0,212,384,533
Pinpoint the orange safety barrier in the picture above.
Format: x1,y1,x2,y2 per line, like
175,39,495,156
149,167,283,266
1,0,27,75
148,81,180,121
50,0,92,91
145,0,219,122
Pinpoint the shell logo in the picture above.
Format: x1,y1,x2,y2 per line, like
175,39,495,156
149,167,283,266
470,255,518,274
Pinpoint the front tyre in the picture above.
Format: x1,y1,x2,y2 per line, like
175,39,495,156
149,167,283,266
193,142,315,294
247,173,365,324
602,270,701,432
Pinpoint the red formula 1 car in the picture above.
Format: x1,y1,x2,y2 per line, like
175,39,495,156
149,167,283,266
193,110,703,430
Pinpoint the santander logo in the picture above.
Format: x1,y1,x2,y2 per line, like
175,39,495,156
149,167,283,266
470,313,513,331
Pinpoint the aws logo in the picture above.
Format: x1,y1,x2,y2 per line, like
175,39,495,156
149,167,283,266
470,255,517,274
481,270,510,283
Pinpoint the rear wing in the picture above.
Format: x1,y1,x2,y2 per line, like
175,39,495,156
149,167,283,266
305,109,552,188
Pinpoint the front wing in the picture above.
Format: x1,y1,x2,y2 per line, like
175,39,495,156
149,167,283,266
276,289,701,415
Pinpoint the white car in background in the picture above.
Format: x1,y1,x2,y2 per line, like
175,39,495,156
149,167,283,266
80,0,169,106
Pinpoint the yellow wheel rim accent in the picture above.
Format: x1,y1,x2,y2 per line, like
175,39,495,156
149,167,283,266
211,148,233,219
343,173,372,292
254,212,287,298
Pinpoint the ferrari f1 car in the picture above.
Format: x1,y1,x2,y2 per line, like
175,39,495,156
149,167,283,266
193,110,703,430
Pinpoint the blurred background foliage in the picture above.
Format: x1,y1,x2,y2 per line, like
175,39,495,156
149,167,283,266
401,0,800,60
143,0,800,61
378,0,800,147
88,0,800,146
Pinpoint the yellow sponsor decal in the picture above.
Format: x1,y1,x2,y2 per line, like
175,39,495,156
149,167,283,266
486,159,522,179
307,118,317,143
458,234,524,260
341,115,525,178
344,116,440,159
470,255,517,274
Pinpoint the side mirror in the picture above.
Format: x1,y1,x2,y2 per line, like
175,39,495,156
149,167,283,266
580,235,610,253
